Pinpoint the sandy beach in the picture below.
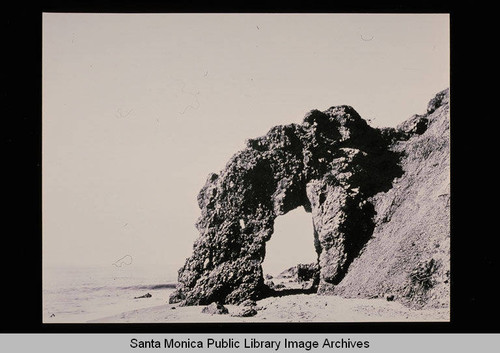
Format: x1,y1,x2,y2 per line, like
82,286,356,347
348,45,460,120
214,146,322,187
89,291,449,323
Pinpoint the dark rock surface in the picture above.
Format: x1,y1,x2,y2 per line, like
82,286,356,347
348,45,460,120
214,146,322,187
231,299,258,317
273,263,318,287
231,307,258,317
201,302,229,315
297,263,319,284
170,89,450,309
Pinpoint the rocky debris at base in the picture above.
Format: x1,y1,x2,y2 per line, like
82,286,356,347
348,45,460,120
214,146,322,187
201,302,229,315
231,299,258,317
241,299,257,307
134,293,152,299
231,306,258,317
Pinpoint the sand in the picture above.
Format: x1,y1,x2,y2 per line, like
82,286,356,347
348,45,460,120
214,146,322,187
89,292,449,323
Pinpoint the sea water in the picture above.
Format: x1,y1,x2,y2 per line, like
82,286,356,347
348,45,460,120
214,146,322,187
43,264,179,323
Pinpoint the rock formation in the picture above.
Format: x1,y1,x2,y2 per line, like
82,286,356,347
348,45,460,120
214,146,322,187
332,89,450,309
169,89,450,310
201,302,229,315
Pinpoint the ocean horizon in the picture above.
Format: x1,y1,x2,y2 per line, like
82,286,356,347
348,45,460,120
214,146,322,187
43,263,180,323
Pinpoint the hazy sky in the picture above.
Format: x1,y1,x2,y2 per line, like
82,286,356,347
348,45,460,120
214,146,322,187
42,13,449,275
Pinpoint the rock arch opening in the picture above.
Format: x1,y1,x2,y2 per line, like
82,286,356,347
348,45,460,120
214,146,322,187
261,207,318,294
262,207,317,277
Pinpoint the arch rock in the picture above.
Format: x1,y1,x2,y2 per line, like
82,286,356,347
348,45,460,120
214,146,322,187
169,91,448,306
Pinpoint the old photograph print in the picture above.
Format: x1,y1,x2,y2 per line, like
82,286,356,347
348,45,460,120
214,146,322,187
42,13,450,323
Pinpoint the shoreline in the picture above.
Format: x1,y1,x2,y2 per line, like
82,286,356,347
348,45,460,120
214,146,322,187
88,293,449,323
43,287,177,324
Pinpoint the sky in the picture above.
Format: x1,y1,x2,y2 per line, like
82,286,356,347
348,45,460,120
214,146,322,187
42,13,449,276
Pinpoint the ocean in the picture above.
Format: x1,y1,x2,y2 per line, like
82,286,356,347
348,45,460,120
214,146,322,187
43,264,180,323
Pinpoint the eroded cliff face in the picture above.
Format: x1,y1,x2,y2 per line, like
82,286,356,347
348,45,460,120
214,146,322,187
169,89,450,309
333,89,450,309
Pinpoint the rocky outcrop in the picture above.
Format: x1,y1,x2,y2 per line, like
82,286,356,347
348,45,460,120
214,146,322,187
332,89,450,309
170,89,450,310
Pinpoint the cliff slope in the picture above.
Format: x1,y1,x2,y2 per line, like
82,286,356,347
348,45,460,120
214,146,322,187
333,89,450,309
